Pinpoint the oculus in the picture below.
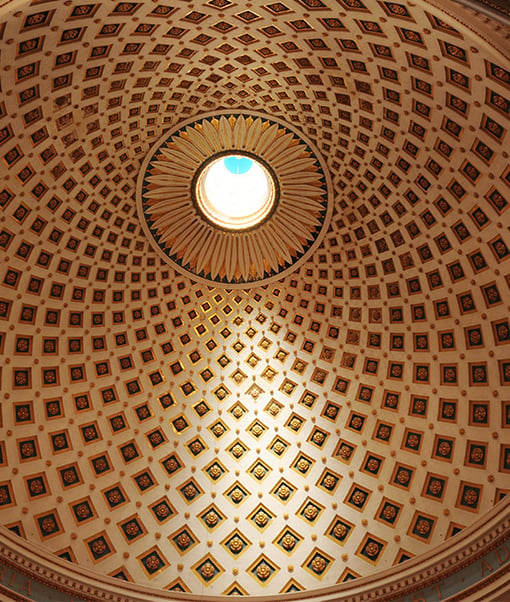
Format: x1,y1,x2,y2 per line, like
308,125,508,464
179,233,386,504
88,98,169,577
194,153,277,231
137,111,332,288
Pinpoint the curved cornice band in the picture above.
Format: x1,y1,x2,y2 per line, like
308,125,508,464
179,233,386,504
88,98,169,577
0,496,509,602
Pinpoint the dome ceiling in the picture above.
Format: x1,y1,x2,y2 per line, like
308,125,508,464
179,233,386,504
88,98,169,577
0,0,509,597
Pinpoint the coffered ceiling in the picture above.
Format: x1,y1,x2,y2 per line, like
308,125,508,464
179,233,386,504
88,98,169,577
0,0,509,596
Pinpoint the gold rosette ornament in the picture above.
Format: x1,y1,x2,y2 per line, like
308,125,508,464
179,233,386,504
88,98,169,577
137,111,333,288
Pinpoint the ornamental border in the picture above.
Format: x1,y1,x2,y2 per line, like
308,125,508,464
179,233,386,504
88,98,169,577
0,495,509,602
136,110,332,288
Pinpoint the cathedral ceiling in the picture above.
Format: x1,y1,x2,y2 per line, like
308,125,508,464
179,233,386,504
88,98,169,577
0,0,509,596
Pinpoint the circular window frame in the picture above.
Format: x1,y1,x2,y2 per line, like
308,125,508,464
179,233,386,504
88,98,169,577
192,150,280,232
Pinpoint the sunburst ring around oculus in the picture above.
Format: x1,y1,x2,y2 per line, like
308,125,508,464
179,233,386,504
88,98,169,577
137,111,333,288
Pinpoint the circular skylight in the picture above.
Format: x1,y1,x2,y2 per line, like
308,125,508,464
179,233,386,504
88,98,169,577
195,154,276,230
138,111,332,287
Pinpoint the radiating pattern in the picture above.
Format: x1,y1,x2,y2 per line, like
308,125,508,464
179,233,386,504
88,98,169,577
0,0,509,597
138,112,332,287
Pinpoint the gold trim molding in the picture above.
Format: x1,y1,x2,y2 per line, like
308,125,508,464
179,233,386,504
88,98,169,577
0,496,509,601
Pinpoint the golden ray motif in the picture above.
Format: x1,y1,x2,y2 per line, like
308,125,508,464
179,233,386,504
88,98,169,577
137,111,333,288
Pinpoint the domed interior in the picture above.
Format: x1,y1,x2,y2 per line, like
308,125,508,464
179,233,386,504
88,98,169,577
0,0,509,597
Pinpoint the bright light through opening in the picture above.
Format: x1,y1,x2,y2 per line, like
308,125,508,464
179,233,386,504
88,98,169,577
195,154,276,230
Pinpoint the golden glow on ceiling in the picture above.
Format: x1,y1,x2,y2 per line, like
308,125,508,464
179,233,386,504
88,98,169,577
0,0,509,597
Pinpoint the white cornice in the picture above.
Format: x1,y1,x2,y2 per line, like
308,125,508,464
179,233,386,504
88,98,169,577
1,496,509,602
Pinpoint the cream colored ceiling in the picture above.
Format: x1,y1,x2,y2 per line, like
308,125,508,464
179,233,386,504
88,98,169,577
0,0,509,596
